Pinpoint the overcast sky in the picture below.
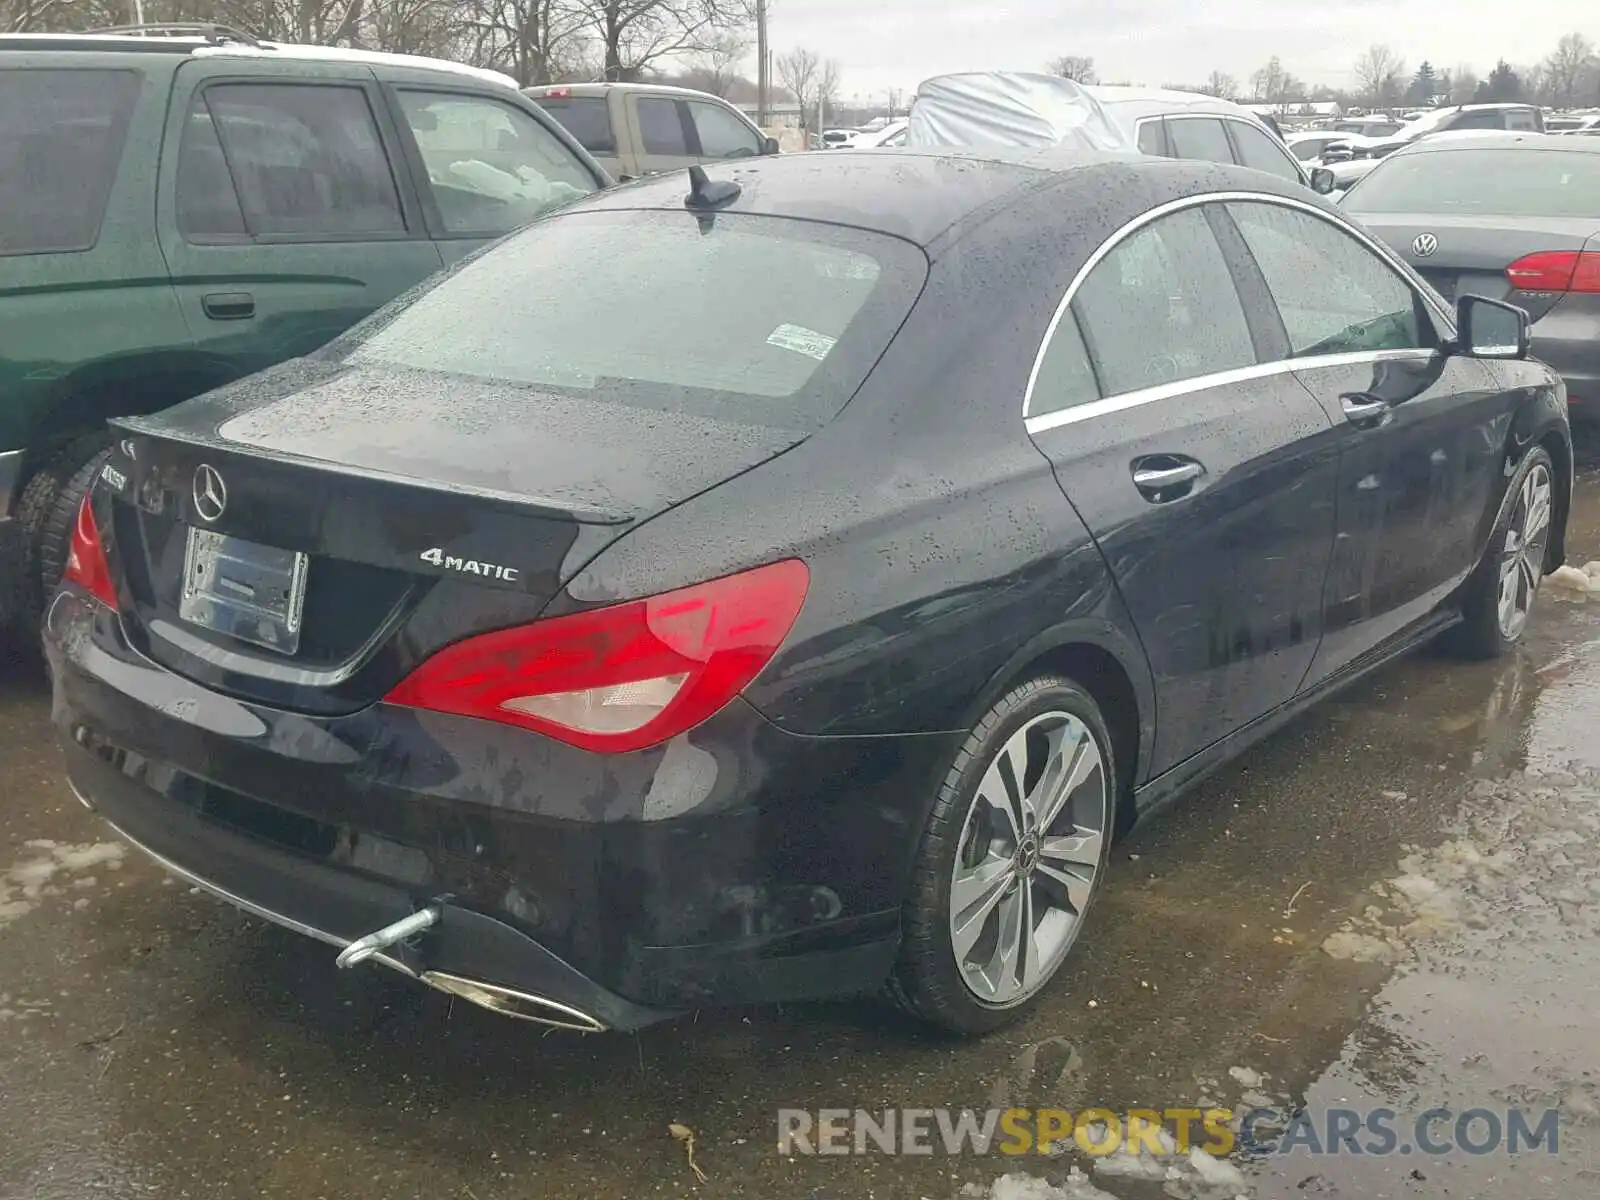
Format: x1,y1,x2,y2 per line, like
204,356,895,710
764,1,1588,101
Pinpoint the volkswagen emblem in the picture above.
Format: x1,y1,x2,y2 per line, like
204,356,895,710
1412,232,1438,258
193,463,227,523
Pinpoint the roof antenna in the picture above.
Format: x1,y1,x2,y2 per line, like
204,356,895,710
684,165,742,212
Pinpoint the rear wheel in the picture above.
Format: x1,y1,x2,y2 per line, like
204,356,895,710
888,675,1115,1035
12,437,111,636
1446,446,1554,661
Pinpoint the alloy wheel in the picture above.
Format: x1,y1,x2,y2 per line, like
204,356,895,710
948,711,1108,1007
1497,462,1553,642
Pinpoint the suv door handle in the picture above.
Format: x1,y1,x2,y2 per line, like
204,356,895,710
1131,456,1204,502
1340,392,1390,427
202,292,255,321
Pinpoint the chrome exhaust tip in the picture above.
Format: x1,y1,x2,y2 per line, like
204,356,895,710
420,971,608,1033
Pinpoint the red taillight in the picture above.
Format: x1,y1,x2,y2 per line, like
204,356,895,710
542,87,572,99
62,493,118,610
1505,250,1600,293
384,559,810,753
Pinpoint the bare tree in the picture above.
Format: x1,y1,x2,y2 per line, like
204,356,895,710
1201,69,1238,99
1249,56,1287,102
567,0,735,82
775,45,819,129
451,0,590,84
1048,54,1097,84
1544,32,1595,108
815,53,839,122
684,28,749,96
1353,43,1406,107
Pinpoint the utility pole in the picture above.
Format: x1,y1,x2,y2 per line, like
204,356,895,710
755,0,770,128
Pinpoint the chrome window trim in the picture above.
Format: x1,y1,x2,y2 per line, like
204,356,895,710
1024,348,1437,435
1021,188,1456,424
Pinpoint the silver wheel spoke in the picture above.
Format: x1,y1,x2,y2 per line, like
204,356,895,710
980,881,1028,1000
950,854,1014,960
1038,831,1099,912
977,751,1026,841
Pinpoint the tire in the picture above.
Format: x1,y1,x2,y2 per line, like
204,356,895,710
1445,446,1555,661
12,438,111,636
888,675,1117,1036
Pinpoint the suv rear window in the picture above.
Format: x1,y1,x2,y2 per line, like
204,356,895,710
535,96,616,154
339,210,927,428
0,69,140,256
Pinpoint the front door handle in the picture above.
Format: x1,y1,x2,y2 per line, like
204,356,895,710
202,291,255,321
1340,392,1390,427
1131,457,1205,502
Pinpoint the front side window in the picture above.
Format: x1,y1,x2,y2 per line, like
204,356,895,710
1071,207,1257,396
1230,121,1303,182
340,210,927,429
637,97,690,156
396,90,596,234
1228,201,1428,356
688,101,762,159
201,83,404,238
0,68,141,256
1167,117,1233,164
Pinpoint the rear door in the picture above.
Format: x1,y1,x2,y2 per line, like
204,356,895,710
1223,198,1509,682
158,58,443,385
1024,202,1339,777
381,83,604,268
625,93,701,176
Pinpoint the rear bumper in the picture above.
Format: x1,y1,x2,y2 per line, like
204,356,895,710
46,589,958,1025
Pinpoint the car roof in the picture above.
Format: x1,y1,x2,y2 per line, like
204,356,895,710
564,145,1308,250
524,81,728,101
0,32,519,89
1398,131,1600,155
1086,85,1259,122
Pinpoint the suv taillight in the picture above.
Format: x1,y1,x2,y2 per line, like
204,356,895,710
63,493,118,610
384,559,809,753
1506,250,1600,293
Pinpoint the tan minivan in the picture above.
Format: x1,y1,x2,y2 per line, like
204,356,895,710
525,82,780,181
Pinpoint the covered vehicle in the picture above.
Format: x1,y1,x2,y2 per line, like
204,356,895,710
907,72,1130,152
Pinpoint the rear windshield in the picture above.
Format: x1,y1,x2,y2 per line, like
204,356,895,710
1346,148,1600,219
535,96,616,155
339,209,927,429
0,69,141,256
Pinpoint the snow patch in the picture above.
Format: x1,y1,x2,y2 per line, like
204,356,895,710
0,840,127,929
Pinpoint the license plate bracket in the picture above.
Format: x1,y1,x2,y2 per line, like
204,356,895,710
179,527,309,655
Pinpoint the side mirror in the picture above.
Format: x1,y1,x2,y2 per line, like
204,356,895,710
761,136,780,156
1456,295,1529,360
1309,167,1337,194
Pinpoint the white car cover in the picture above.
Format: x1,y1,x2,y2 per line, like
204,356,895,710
907,72,1131,153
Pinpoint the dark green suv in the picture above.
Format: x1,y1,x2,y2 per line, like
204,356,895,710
0,26,609,633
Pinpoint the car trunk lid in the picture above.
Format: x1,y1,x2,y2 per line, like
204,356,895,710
1355,213,1600,320
105,359,807,712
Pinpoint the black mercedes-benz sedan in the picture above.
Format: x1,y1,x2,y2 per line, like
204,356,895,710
47,149,1570,1037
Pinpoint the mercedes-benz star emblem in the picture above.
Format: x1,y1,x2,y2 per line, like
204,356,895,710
1412,232,1438,258
193,464,227,523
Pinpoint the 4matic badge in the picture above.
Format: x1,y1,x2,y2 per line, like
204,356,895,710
419,548,520,582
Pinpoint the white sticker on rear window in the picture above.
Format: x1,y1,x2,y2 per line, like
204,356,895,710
767,323,837,362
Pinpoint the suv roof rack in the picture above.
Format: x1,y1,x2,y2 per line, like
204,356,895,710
85,22,264,47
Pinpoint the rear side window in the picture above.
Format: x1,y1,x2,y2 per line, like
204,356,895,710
1230,121,1302,183
1028,310,1101,419
177,103,248,237
201,83,405,238
637,97,690,155
1167,117,1233,164
341,210,928,429
1071,207,1256,395
0,69,140,256
1136,119,1167,155
1228,201,1428,356
537,96,616,155
1504,108,1540,132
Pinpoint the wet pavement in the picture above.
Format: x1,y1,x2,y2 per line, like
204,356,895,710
4,467,1600,1200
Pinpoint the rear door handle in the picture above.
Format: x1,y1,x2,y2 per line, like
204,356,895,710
1340,392,1390,427
202,292,255,321
1131,457,1205,502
